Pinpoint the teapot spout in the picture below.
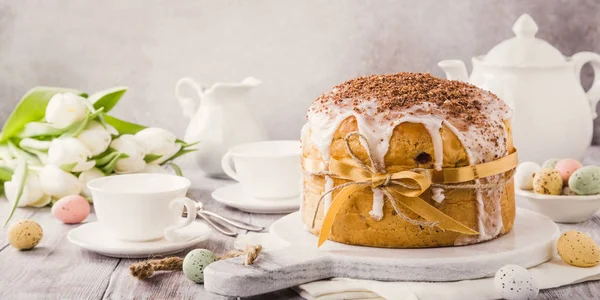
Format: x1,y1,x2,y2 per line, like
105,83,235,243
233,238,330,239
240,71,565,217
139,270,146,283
438,60,469,82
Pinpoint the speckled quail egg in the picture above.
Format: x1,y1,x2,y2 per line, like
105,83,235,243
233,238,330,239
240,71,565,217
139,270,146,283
183,249,217,283
533,168,563,195
557,230,600,267
515,162,540,190
494,264,539,300
541,158,559,169
7,219,43,250
568,166,600,195
562,187,578,196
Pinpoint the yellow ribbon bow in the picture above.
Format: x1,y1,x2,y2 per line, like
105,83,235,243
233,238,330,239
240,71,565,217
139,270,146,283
307,132,518,247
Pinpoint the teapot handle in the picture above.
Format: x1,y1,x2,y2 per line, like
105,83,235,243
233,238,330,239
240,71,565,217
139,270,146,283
572,52,600,119
175,77,205,119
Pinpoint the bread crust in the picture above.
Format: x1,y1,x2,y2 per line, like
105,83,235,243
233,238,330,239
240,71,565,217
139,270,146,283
301,117,515,248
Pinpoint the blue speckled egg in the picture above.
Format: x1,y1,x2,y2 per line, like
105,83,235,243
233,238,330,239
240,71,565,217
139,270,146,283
494,264,538,300
183,249,217,283
568,166,600,195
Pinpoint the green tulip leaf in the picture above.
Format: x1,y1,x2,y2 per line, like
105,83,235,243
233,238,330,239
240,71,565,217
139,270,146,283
4,160,27,226
94,151,120,166
0,87,84,142
160,148,196,165
89,87,128,113
144,154,163,163
60,162,78,172
102,114,146,135
166,162,183,177
178,140,200,148
0,166,13,182
100,152,129,174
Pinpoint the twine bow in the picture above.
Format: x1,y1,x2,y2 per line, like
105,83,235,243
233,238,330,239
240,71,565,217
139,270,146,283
305,132,518,247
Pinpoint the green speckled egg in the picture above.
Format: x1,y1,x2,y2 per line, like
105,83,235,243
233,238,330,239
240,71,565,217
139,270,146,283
541,158,560,169
568,166,600,195
533,168,563,195
183,249,217,283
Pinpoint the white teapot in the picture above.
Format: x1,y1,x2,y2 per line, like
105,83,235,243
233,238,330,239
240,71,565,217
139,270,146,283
438,14,600,162
175,77,268,177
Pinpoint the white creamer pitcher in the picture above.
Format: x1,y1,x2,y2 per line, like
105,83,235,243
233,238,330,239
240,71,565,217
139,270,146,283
438,14,600,162
175,77,268,177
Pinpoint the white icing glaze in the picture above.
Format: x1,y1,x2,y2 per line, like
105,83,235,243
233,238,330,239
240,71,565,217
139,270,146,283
370,188,384,220
431,187,445,203
305,82,512,243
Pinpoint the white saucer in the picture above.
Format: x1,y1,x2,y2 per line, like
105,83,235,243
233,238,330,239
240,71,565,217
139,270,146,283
211,183,300,214
67,221,211,258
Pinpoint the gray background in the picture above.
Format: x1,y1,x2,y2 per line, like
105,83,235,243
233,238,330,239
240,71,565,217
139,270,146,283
1,0,599,142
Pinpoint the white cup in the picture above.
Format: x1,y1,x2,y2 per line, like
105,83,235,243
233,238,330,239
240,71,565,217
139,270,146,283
221,140,301,199
87,173,197,242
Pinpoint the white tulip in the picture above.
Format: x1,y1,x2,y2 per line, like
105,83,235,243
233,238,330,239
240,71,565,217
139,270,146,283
134,128,181,164
46,93,88,128
78,168,105,197
48,137,95,172
39,165,82,198
136,163,169,174
77,120,112,156
110,134,146,173
4,171,48,207
19,138,51,150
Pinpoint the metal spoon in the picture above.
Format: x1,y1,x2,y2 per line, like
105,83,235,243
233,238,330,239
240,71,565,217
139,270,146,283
196,202,264,232
196,211,238,237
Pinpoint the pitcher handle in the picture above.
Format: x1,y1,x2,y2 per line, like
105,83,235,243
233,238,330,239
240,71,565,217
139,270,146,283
572,52,600,119
175,77,205,119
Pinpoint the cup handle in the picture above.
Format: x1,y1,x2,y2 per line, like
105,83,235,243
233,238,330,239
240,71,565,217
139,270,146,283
221,152,239,181
164,197,197,242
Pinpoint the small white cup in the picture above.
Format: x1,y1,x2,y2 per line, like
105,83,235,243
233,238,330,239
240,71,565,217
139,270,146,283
221,140,301,199
88,174,197,242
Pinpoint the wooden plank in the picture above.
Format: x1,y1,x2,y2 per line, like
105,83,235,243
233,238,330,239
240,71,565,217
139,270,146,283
0,201,120,299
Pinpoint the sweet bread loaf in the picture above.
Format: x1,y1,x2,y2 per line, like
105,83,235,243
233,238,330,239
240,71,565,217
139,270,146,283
301,73,515,248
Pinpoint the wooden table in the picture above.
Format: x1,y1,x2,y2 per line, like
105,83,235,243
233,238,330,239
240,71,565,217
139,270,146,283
2,158,600,299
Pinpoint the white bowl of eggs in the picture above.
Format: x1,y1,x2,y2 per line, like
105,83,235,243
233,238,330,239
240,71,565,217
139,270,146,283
515,158,600,223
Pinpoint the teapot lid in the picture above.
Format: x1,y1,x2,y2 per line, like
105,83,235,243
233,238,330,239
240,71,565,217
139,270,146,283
482,14,565,67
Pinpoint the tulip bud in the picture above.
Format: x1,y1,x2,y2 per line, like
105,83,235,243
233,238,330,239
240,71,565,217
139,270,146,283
46,93,88,128
39,165,82,198
4,171,47,207
134,128,181,164
78,168,105,197
19,138,51,151
48,137,95,172
77,120,112,156
110,134,146,173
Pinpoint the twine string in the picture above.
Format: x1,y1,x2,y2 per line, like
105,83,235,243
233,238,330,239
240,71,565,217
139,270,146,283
129,244,263,280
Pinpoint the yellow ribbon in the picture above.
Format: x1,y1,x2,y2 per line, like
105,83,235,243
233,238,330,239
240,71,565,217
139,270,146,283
307,146,518,247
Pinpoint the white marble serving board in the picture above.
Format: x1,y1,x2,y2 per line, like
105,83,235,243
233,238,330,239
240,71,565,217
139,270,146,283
204,208,559,297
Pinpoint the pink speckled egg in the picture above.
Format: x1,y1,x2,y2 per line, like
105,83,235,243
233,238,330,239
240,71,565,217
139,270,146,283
51,195,90,224
555,159,583,183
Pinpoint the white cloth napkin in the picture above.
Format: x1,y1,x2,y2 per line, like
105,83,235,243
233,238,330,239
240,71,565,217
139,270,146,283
235,233,600,300
296,257,600,300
